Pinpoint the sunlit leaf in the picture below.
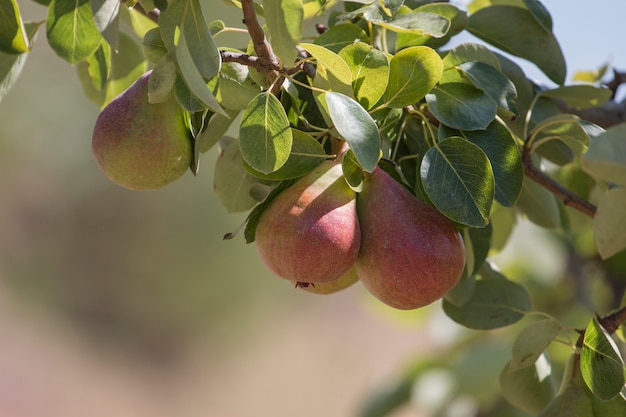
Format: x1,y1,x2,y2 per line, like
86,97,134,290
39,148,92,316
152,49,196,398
326,92,381,173
375,11,450,38
580,318,626,401
208,60,261,110
240,91,293,174
383,46,443,108
442,275,531,329
90,0,120,49
420,137,494,227
582,123,626,185
300,42,353,90
0,0,29,54
47,0,102,64
594,187,626,259
426,83,496,131
342,148,364,192
468,6,565,84
442,42,501,70
338,42,389,109
264,0,302,66
148,54,177,103
244,129,326,180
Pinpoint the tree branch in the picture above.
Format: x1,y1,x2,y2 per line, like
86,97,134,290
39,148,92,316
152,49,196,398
133,2,159,24
598,304,626,334
241,0,280,81
521,143,597,218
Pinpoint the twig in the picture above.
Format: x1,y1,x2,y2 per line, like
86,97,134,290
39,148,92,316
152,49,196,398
598,304,626,334
521,143,597,218
133,2,159,24
604,69,626,99
241,0,280,81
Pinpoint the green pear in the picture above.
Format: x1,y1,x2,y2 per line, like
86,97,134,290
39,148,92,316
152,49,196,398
355,167,465,310
92,71,192,190
537,354,593,417
255,160,361,284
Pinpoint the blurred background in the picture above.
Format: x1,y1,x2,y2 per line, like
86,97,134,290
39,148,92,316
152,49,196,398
0,1,624,417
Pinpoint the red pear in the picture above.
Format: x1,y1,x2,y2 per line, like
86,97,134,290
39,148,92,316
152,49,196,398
356,167,465,310
255,160,360,284
92,71,192,190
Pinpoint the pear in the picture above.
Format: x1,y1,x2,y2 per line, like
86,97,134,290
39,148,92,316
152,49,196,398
290,266,359,295
355,167,465,310
92,71,192,190
255,160,361,284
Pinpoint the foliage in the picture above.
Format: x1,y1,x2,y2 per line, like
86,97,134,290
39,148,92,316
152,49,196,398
2,0,626,416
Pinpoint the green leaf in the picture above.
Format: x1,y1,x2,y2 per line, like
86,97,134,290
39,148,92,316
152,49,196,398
244,180,294,244
0,22,39,103
442,275,531,329
0,0,29,54
582,123,626,185
338,42,389,109
240,92,293,174
175,29,225,115
142,27,167,64
442,42,502,70
510,319,562,371
342,148,364,192
420,137,494,227
195,108,240,153
462,224,492,278
500,354,555,414
173,74,204,112
46,0,103,64
208,60,261,110
594,187,626,259
86,41,110,92
90,0,120,50
530,114,589,158
383,46,442,108
426,83,496,131
103,32,146,105
148,54,177,103
468,6,565,84
214,138,273,213
540,85,612,110
440,121,523,207
397,3,467,50
313,23,368,54
300,43,353,90
160,0,221,79
515,175,561,229
326,92,381,173
263,0,302,66
244,129,326,180
580,317,626,401
375,11,450,38
458,61,517,114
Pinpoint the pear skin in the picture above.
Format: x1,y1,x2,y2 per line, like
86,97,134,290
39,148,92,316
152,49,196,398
355,167,465,310
92,71,192,190
290,266,359,295
255,160,361,284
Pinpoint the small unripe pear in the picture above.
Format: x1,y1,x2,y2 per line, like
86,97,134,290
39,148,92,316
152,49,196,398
255,160,361,284
92,71,192,190
355,167,465,310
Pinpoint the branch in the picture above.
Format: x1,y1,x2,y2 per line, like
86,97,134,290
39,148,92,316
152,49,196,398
133,2,159,24
521,143,597,218
598,304,626,334
241,0,280,81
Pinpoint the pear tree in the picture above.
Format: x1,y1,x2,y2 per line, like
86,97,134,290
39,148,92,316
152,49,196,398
2,0,626,416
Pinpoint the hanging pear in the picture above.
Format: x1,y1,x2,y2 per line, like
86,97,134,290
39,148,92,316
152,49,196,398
255,160,361,284
355,167,465,310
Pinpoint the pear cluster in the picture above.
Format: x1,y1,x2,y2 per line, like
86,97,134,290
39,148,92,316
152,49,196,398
92,71,192,191
255,160,466,310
